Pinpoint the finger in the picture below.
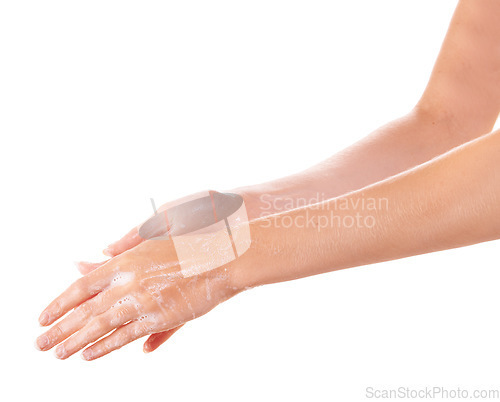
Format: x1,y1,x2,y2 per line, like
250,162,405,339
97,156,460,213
81,319,154,361
74,260,108,275
54,303,138,360
36,287,123,351
143,325,183,353
103,227,143,257
38,263,113,326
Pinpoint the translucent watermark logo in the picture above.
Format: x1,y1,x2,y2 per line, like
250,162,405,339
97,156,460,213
138,191,251,278
365,386,500,399
259,192,389,230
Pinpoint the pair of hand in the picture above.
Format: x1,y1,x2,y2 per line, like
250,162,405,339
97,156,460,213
36,193,248,360
74,228,182,355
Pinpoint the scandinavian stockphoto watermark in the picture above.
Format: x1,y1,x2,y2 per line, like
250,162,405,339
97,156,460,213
365,386,500,400
259,192,389,230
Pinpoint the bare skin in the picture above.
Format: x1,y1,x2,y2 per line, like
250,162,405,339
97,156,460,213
83,0,500,353
37,125,500,360
241,128,500,288
37,0,500,358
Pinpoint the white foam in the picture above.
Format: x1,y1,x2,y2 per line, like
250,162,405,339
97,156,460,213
109,271,135,288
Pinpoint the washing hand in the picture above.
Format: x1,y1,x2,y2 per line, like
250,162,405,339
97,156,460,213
74,190,255,353
37,236,244,360
37,190,253,360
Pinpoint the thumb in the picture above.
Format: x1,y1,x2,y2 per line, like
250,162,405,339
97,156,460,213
143,325,183,353
74,260,109,275
103,227,144,257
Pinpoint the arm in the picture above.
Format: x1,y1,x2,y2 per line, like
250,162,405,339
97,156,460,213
235,127,500,289
102,0,500,257
100,0,500,259
37,125,500,361
74,0,500,352
238,0,500,218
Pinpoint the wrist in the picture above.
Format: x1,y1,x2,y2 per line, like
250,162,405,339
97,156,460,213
228,217,275,292
228,211,309,291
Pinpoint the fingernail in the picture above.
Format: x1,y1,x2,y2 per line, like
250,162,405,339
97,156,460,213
55,345,66,359
82,349,93,361
103,247,113,257
36,335,49,350
39,312,49,326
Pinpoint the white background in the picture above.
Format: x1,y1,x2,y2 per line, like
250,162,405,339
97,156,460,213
1,1,499,401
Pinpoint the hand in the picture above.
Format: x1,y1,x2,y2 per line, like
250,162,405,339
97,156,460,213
74,189,257,353
37,236,243,360
75,228,180,353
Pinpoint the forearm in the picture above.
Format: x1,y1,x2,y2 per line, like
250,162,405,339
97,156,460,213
235,127,500,289
239,107,484,219
238,0,500,219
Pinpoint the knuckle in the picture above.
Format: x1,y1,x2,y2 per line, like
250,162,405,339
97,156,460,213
73,278,88,296
76,301,94,317
91,317,106,332
135,322,151,336
85,317,106,339
50,300,62,316
116,330,129,345
91,291,106,308
49,325,64,341
110,306,131,327
117,306,131,319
